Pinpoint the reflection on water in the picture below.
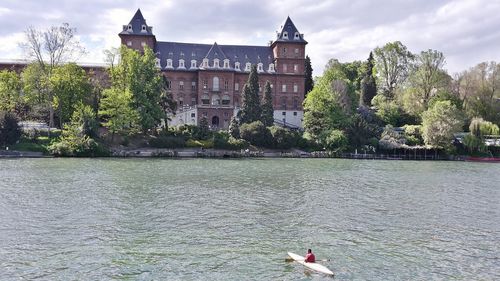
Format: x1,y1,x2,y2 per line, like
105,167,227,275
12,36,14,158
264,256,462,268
0,158,499,280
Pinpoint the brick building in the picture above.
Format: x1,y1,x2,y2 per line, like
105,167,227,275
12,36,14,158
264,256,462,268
119,9,307,129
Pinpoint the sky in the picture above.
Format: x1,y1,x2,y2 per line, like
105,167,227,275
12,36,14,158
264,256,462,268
0,0,499,76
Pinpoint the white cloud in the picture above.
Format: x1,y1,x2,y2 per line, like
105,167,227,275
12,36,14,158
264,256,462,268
0,0,499,76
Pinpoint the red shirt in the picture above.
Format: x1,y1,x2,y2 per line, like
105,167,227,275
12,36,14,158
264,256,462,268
304,253,315,263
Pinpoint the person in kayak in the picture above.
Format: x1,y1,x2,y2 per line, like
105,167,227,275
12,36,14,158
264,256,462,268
304,249,315,263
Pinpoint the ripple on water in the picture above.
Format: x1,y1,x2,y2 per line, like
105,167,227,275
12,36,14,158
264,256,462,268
0,158,499,280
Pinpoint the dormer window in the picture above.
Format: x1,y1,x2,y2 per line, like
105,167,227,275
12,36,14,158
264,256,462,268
141,25,147,32
166,59,173,68
127,25,132,31
245,62,251,71
283,31,288,39
235,62,240,70
214,58,220,68
223,59,230,68
202,58,209,68
155,58,161,68
179,59,185,69
191,60,197,69
294,32,300,39
268,63,275,72
257,63,263,72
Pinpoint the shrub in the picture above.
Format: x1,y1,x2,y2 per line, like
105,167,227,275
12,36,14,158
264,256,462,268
324,129,348,152
269,126,296,149
186,139,214,148
0,111,22,146
149,135,186,148
239,121,272,147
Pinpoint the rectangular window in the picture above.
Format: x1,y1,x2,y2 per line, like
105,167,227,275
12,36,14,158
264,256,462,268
191,113,196,118
294,64,298,73
191,81,196,91
166,80,171,90
179,100,183,106
293,111,298,116
179,81,184,90
235,83,239,91
295,48,299,55
282,111,286,116
127,41,132,46
224,80,229,90
282,84,287,92
283,64,287,73
293,83,298,93
203,80,208,89
191,97,196,105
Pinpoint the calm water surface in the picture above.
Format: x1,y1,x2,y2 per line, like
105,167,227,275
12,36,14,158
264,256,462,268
0,158,499,280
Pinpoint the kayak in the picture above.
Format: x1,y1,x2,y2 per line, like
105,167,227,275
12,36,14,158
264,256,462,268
287,252,334,276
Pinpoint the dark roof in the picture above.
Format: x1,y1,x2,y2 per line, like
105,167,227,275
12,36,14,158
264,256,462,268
274,16,307,44
119,9,154,36
155,41,275,72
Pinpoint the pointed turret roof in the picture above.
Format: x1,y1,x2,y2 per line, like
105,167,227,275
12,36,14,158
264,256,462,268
119,9,154,36
204,42,228,60
274,16,307,44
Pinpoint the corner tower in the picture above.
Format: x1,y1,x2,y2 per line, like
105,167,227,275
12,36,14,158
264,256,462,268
271,16,307,75
119,9,156,52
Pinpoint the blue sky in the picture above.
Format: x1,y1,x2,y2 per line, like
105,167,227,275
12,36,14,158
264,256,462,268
0,0,499,76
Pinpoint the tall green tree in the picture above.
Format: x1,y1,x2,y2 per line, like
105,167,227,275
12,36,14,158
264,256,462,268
21,63,50,114
0,111,22,146
421,100,464,149
98,88,140,140
402,49,450,116
304,55,314,97
21,23,86,128
109,46,169,132
239,65,261,124
50,63,91,127
0,70,22,112
360,52,377,106
261,81,274,126
373,41,414,98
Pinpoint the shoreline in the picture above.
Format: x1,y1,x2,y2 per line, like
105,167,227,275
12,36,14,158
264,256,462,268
0,148,480,161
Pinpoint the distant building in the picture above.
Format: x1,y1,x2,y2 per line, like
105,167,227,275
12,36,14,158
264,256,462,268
119,9,307,129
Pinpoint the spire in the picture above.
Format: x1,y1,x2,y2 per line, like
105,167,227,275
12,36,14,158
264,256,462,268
119,8,154,36
275,16,307,44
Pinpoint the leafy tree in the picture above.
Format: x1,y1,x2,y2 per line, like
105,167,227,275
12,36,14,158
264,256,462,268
239,120,272,147
304,55,314,97
303,60,355,144
457,61,500,124
50,63,91,127
239,65,261,124
261,81,274,126
0,111,22,146
228,116,240,139
373,41,414,97
21,63,51,121
323,129,348,152
269,126,296,149
346,113,379,149
421,100,464,149
0,70,22,112
109,46,168,132
360,52,377,106
72,103,99,138
21,23,86,128
99,88,140,141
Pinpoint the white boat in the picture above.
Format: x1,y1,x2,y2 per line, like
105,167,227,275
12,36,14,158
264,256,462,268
287,252,334,276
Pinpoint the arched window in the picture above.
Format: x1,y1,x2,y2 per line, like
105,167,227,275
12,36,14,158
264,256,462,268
166,59,173,68
179,59,185,69
283,31,288,39
214,59,220,68
223,59,230,68
191,60,197,69
213,77,220,91
245,62,251,71
235,62,240,70
257,63,263,72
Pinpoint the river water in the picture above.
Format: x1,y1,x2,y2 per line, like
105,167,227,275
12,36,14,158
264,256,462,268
0,158,499,280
